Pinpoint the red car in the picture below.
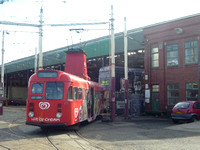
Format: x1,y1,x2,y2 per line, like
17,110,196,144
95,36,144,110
171,101,200,123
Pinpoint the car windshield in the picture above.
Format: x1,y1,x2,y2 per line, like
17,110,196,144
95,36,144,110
174,102,190,109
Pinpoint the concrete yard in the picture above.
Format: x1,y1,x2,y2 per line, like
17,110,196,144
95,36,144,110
0,106,200,150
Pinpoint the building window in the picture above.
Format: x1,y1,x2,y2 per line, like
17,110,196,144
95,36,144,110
166,44,178,66
167,84,179,106
151,47,159,68
185,40,198,64
186,82,199,101
152,85,159,92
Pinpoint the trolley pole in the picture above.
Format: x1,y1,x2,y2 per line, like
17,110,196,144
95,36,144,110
124,17,129,119
110,5,116,121
38,7,43,70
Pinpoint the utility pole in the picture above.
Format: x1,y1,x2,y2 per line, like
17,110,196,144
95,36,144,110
110,5,115,121
1,31,5,85
38,7,43,70
124,17,129,119
34,47,38,72
1,30,8,107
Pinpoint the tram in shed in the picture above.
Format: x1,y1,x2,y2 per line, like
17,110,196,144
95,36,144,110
26,49,104,127
99,66,144,115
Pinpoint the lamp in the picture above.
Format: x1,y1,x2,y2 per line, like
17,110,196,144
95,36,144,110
175,28,183,34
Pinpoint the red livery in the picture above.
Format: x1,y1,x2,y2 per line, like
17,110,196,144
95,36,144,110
26,49,104,127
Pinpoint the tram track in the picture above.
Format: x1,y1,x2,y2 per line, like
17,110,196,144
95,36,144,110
8,118,26,139
44,128,105,150
1,107,57,150
67,130,87,150
0,108,26,150
74,130,106,150
1,107,106,149
45,130,60,150
5,107,61,150
0,144,10,150
5,119,62,150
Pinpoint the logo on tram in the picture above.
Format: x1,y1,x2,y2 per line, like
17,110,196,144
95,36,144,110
39,102,50,110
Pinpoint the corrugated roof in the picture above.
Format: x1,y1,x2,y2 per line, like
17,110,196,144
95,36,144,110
2,30,144,74
2,13,200,74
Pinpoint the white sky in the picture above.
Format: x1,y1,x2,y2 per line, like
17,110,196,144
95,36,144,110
0,0,200,63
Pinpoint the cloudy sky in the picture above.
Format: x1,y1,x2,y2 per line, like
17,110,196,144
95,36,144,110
0,0,200,63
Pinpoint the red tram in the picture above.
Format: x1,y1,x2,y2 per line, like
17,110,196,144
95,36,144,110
26,49,104,127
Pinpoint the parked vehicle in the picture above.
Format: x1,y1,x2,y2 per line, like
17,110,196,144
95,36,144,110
3,100,22,106
171,101,200,123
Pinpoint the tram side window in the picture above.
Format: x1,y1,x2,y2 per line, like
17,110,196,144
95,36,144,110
67,86,73,100
32,83,43,94
101,91,104,99
78,88,82,100
83,88,88,100
74,87,78,100
82,88,85,100
95,91,98,99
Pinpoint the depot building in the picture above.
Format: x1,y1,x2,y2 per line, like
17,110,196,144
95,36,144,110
2,13,200,115
143,14,200,114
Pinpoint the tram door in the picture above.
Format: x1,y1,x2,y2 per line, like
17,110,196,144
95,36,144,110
90,88,94,117
151,85,160,112
87,88,94,118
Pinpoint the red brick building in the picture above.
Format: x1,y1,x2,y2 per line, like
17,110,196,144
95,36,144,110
143,14,200,114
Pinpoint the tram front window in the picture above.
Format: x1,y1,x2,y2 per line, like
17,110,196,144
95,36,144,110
32,83,43,94
46,82,64,100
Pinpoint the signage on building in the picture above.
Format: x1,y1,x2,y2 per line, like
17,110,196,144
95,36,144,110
145,89,150,98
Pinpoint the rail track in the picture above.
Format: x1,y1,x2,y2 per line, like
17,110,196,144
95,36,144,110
0,107,105,150
74,130,105,150
0,144,10,150
0,108,26,150
44,128,105,150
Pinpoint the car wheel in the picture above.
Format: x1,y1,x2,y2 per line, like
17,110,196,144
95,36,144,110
172,119,179,124
190,116,198,122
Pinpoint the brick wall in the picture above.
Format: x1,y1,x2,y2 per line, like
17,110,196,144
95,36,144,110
144,15,200,113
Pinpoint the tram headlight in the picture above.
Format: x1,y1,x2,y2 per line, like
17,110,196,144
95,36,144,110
28,112,34,118
56,112,62,118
